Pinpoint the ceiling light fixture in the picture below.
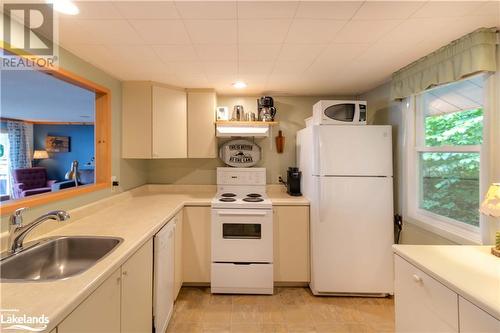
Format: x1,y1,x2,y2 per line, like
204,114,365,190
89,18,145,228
232,81,247,89
47,0,79,15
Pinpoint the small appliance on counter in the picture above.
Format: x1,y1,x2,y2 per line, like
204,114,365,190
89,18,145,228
286,167,302,196
232,105,245,121
257,96,277,122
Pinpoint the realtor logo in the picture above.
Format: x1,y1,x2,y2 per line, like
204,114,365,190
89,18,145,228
3,3,54,55
1,2,58,69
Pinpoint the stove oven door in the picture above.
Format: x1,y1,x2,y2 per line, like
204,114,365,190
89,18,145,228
211,208,273,263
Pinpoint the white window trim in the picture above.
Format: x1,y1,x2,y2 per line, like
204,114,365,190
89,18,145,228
402,75,493,245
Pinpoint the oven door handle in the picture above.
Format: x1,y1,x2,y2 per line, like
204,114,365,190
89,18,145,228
217,211,268,216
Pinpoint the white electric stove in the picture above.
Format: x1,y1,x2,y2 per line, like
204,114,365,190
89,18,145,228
211,167,273,295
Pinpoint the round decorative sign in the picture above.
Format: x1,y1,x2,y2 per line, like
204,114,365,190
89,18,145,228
219,139,261,167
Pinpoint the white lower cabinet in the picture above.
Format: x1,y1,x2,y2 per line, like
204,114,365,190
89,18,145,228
459,296,500,333
121,240,153,333
174,211,184,300
273,206,310,282
395,254,500,333
182,206,211,283
395,255,458,333
58,268,122,333
58,240,153,333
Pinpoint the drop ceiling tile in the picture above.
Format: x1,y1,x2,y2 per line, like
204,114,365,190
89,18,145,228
238,19,291,44
333,20,402,44
295,1,362,19
353,1,425,20
272,61,312,75
412,1,484,18
115,59,173,80
185,20,237,44
162,62,205,77
266,74,306,87
278,44,327,62
74,20,143,45
285,19,347,43
73,2,122,19
175,1,237,19
319,43,372,62
237,1,298,19
59,18,93,44
63,43,113,65
238,44,282,61
194,44,237,61
105,45,159,62
355,43,416,74
238,61,274,75
307,43,370,75
130,20,191,44
377,17,457,44
469,1,500,17
113,1,180,19
449,15,500,36
202,62,237,76
175,75,210,88
153,45,198,62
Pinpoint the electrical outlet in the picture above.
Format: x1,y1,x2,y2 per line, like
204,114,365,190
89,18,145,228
111,176,119,192
277,175,283,183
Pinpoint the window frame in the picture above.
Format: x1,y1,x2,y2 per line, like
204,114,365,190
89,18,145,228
0,129,11,197
0,47,112,215
403,75,489,244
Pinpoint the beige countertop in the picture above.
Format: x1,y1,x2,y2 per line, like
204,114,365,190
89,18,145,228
393,244,500,321
0,185,308,332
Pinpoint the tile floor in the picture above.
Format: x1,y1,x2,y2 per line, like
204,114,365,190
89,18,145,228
166,287,395,333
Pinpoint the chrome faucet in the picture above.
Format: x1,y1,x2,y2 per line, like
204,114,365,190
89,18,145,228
8,208,70,254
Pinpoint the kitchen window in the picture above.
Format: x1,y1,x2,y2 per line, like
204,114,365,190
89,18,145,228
404,74,489,243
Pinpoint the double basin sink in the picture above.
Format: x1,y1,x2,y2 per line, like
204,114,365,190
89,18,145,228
0,236,122,282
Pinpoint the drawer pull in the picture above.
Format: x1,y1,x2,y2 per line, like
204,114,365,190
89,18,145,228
413,274,423,283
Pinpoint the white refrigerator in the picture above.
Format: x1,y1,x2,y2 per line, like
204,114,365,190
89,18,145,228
297,124,394,295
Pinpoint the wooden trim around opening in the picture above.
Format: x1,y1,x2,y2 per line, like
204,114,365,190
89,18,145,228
0,47,112,215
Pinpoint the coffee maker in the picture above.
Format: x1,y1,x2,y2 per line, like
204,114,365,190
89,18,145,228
286,167,302,196
257,96,277,122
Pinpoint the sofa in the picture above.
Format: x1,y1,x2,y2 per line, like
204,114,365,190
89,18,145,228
12,167,56,199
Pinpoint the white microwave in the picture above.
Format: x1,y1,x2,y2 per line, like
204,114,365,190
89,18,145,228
312,100,367,125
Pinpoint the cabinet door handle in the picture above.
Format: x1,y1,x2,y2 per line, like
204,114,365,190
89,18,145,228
413,274,422,283
116,276,121,284
122,271,128,276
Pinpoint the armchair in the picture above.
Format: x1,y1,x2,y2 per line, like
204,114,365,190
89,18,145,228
12,167,56,199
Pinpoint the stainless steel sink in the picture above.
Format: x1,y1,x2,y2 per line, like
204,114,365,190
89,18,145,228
0,236,122,282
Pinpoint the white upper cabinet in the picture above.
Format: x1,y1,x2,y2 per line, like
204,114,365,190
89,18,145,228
152,85,187,158
122,81,186,159
122,82,152,159
123,81,206,159
187,90,216,158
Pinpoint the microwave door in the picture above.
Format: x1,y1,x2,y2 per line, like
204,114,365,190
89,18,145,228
324,104,355,122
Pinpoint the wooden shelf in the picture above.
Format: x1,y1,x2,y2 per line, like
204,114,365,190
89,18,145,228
215,121,279,126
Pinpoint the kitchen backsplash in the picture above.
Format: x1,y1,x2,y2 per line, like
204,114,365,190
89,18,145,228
146,95,352,184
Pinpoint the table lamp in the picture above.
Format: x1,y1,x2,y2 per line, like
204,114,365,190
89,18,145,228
33,150,49,159
479,183,500,257
33,150,49,167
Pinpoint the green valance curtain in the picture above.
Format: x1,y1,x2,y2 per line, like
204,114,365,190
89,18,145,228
390,27,498,100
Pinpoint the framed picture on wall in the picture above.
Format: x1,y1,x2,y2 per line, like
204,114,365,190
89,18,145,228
46,136,70,152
